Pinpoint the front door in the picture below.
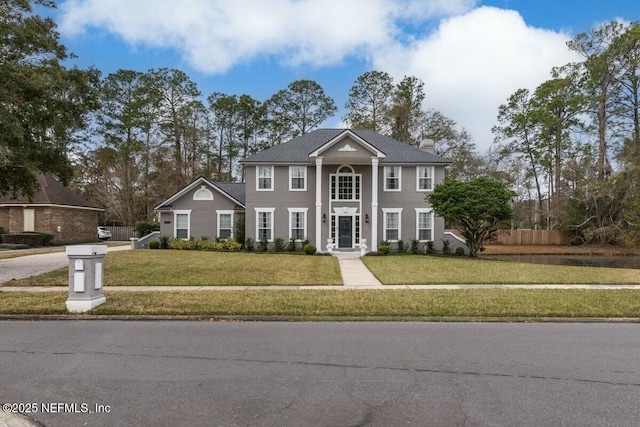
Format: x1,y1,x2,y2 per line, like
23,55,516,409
338,216,352,248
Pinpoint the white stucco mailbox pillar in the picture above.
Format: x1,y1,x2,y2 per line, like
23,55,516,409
66,245,107,313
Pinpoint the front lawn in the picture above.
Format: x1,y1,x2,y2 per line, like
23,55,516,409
1,289,640,318
362,255,640,285
7,251,343,286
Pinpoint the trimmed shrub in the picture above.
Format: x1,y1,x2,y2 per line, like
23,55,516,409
377,244,390,255
455,247,465,256
397,239,405,253
2,232,53,247
426,241,435,254
159,235,171,249
135,220,160,238
274,237,285,252
303,244,317,255
258,237,269,252
149,241,160,249
410,239,420,254
245,237,254,252
442,239,451,255
170,238,241,252
288,238,297,252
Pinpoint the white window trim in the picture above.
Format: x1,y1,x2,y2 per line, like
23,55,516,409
256,165,274,191
287,208,309,241
216,210,234,240
382,208,402,242
193,186,214,200
384,166,402,192
173,209,192,240
255,207,275,242
415,208,434,242
289,166,307,191
416,166,434,192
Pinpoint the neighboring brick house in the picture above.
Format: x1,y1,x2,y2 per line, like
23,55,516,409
0,174,103,242
155,129,464,253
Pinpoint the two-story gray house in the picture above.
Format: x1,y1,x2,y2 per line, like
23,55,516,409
155,129,455,252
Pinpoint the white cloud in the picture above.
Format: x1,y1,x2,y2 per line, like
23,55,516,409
58,1,584,151
372,6,583,149
58,0,477,72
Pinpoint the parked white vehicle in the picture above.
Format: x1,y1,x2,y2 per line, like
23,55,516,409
97,226,112,241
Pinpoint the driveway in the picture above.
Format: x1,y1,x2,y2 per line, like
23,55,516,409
0,245,130,285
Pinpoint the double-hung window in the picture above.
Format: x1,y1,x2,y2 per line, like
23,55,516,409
382,208,402,242
174,210,191,239
415,208,433,242
257,166,273,191
417,166,433,191
217,211,234,239
255,208,275,242
289,166,306,191
288,208,308,241
384,166,401,191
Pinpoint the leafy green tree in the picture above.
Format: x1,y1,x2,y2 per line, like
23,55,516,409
389,76,426,145
427,178,515,256
266,80,337,141
344,70,393,132
0,0,99,198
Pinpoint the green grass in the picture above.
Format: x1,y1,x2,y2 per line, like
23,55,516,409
7,251,343,287
1,289,640,318
362,255,640,285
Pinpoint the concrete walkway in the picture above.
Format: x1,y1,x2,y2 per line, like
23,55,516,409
332,251,383,286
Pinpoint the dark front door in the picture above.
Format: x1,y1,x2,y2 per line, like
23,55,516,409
338,216,352,248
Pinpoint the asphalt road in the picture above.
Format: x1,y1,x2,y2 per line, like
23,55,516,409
1,322,639,427
0,245,130,285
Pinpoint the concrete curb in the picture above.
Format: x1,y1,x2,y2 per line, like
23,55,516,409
1,314,640,323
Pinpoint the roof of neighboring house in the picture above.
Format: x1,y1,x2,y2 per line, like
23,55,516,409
0,174,101,209
154,177,245,211
241,129,451,164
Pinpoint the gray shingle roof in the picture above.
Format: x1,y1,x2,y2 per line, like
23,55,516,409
241,129,451,164
214,182,245,205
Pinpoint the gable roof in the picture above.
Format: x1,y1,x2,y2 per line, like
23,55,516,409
154,177,245,211
241,129,451,164
0,174,102,210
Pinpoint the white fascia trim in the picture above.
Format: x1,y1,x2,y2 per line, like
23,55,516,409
287,207,309,241
289,166,307,191
256,165,275,192
383,166,402,192
309,130,386,158
415,208,434,242
216,210,234,239
255,207,276,242
154,176,244,210
382,208,402,242
174,209,192,240
416,166,434,192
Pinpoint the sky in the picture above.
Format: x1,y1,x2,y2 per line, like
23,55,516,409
51,0,640,152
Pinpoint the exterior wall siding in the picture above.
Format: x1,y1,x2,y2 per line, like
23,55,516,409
159,184,240,240
244,160,448,251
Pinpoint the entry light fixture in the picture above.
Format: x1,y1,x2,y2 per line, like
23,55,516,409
365,214,369,223
322,214,326,223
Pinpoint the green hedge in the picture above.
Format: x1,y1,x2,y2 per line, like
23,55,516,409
135,220,160,238
2,232,53,247
171,238,242,251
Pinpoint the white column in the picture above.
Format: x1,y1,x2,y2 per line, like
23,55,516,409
371,157,379,249
315,157,323,247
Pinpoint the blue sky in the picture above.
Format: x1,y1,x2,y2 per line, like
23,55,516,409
52,0,640,151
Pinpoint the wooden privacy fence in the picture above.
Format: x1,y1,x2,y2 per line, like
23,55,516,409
103,226,136,241
491,229,573,245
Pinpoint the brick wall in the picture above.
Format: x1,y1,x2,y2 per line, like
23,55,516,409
0,206,99,242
